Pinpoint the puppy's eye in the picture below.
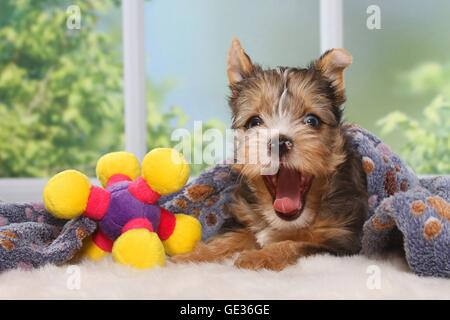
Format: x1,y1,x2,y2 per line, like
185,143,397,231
245,116,264,129
304,114,321,128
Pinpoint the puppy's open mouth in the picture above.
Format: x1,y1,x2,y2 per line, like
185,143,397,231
262,166,313,221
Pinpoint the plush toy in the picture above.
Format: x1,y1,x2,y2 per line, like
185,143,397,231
43,148,201,269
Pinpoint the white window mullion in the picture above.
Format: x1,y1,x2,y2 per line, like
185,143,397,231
122,0,147,160
320,0,343,53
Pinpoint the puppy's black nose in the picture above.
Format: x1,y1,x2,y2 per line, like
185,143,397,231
278,135,294,158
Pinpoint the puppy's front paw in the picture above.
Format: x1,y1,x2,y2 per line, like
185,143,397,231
234,250,291,271
169,243,215,264
170,252,199,264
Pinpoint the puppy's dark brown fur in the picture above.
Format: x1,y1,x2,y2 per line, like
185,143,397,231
173,39,368,271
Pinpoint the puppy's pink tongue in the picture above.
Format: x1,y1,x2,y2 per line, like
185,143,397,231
273,167,302,215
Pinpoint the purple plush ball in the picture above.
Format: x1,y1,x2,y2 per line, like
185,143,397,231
98,181,161,240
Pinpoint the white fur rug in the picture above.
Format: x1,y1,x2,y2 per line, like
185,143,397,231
1,253,449,300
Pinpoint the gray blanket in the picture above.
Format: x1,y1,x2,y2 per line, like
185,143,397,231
0,126,449,277
0,202,96,272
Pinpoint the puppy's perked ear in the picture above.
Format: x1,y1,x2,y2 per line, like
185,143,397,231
227,38,254,85
314,48,352,102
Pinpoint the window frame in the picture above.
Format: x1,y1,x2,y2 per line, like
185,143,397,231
0,0,341,202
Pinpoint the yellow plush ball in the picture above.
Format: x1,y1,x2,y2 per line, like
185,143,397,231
142,148,190,195
81,237,109,261
43,170,91,220
163,214,202,256
112,229,166,269
96,151,141,187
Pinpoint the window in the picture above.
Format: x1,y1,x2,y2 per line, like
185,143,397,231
0,0,448,202
0,1,124,178
343,0,450,174
143,0,320,174
0,0,124,200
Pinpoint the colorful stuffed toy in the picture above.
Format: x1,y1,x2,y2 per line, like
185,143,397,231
43,148,201,269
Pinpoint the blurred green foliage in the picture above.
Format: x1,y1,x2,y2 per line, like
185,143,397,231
0,0,123,177
378,62,450,174
0,0,224,177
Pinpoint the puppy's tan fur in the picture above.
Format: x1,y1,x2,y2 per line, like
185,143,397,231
173,39,368,271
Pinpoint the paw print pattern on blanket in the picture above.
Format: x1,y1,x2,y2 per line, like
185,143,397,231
355,124,450,278
0,215,8,227
0,230,17,251
427,196,450,220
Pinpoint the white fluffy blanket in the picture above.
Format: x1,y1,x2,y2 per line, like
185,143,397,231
1,253,449,300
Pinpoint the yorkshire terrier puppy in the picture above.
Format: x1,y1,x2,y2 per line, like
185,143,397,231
173,39,368,271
